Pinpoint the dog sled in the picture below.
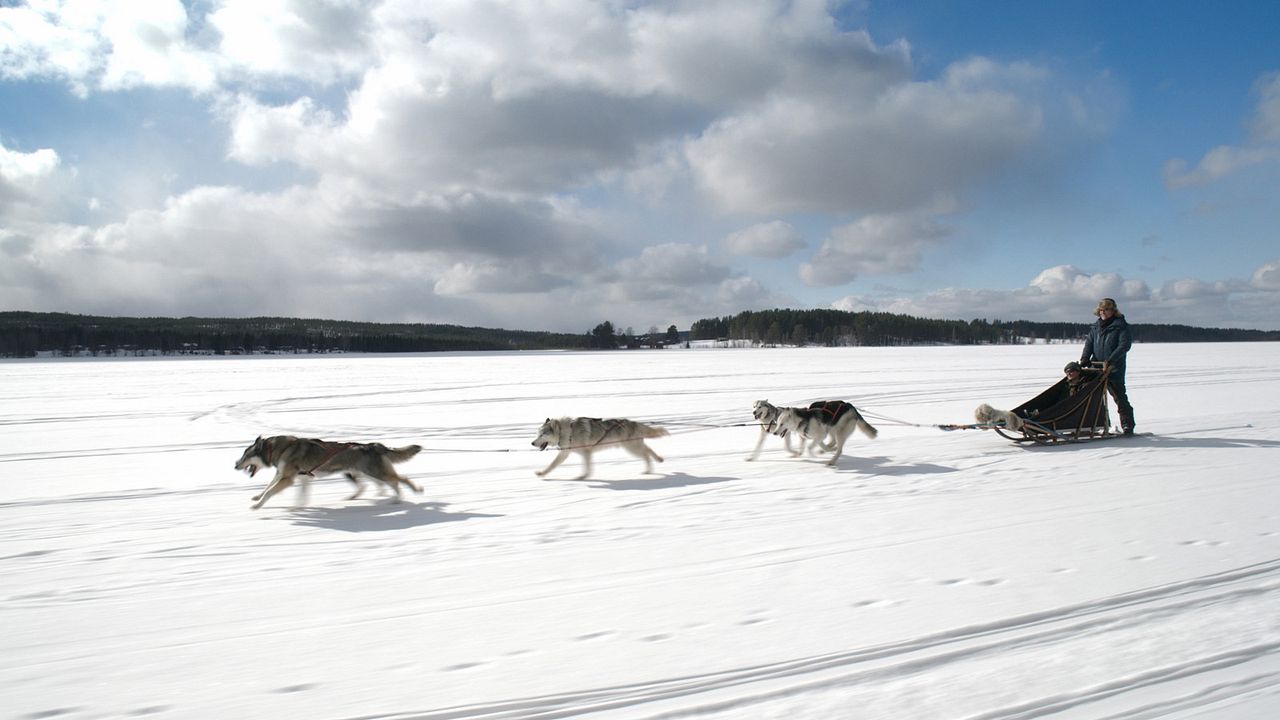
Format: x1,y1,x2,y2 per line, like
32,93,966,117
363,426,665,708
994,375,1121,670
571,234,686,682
987,362,1115,445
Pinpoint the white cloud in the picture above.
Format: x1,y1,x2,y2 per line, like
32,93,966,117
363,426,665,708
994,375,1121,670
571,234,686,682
209,0,375,84
831,263,1280,331
1026,265,1149,304
0,140,62,218
0,0,217,94
433,261,569,296
1164,70,1280,189
721,221,805,258
1251,259,1280,290
0,141,59,181
1249,72,1280,143
684,55,1045,215
800,212,950,286
1162,145,1280,189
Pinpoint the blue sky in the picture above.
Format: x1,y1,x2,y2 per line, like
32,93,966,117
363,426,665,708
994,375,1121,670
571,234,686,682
1,0,1277,333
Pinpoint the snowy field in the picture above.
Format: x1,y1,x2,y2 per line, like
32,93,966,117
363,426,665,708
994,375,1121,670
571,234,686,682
3,343,1279,720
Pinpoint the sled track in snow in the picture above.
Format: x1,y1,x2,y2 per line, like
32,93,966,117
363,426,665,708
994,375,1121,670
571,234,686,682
347,558,1280,720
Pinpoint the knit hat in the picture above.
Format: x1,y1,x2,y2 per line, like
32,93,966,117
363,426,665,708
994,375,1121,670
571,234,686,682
1094,297,1118,316
1064,361,1082,373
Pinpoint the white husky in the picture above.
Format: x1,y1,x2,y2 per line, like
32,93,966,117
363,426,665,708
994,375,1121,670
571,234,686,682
771,400,878,466
531,417,669,480
974,403,1023,431
747,399,802,460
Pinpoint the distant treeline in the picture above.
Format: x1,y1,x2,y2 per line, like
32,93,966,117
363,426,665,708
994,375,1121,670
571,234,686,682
689,309,1280,346
2,310,1275,358
0,312,592,357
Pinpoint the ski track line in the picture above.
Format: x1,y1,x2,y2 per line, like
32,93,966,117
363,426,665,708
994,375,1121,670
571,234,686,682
1089,671,1280,720
336,560,1280,720
961,644,1280,720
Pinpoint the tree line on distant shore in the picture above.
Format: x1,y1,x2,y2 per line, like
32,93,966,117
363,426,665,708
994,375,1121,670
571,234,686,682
0,312,591,357
690,308,1280,346
1,310,1275,358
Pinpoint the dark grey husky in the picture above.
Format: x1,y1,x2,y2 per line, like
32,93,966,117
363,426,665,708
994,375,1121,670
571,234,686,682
235,435,422,509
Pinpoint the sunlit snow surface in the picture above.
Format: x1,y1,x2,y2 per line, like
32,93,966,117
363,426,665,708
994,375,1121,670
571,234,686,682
3,344,1279,719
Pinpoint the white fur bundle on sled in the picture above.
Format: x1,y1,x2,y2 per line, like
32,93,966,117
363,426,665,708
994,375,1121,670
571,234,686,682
974,403,1023,431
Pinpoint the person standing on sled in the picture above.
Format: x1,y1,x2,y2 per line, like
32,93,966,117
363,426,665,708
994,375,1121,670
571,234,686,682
1080,298,1135,435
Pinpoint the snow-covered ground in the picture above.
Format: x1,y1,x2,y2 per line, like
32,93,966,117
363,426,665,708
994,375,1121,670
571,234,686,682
3,343,1279,720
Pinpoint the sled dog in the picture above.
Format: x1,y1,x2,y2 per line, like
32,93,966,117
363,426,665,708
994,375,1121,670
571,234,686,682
974,403,1023,431
235,435,423,509
747,399,803,460
531,417,668,480
771,400,878,466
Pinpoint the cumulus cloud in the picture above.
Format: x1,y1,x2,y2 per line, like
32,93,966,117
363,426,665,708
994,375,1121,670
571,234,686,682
1164,70,1280,189
684,56,1045,215
209,0,375,83
1248,72,1280,143
800,212,950,286
1251,259,1280,290
833,262,1280,331
721,221,805,258
0,140,63,219
1,1,1187,332
0,0,218,94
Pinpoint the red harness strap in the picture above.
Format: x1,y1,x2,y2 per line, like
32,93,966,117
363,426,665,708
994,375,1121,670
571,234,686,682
809,400,853,422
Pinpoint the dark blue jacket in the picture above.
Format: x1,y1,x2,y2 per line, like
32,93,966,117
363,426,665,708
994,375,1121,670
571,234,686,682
1081,315,1133,378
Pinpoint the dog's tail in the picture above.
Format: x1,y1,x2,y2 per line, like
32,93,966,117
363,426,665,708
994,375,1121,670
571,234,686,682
637,423,670,439
384,444,423,463
855,412,878,439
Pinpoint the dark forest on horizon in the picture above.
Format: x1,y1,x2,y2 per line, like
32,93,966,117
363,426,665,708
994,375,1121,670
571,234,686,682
1,310,1276,358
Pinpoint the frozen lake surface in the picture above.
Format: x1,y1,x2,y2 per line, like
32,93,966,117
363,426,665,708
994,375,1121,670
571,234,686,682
3,343,1279,719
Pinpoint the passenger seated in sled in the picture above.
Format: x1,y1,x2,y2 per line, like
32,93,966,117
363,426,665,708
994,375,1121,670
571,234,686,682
1021,362,1100,419
995,361,1112,443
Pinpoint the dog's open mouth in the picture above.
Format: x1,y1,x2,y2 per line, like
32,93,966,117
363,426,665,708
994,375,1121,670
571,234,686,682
536,442,548,451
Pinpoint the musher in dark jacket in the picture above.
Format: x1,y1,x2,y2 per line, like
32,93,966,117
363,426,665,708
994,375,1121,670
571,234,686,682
1080,297,1135,435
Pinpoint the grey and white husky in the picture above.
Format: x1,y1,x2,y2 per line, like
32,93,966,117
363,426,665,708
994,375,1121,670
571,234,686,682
235,435,423,509
771,400,878,466
531,417,668,480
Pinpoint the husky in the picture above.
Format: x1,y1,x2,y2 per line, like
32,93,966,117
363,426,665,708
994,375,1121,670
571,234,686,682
771,400,878,466
531,417,668,480
235,435,423,509
747,399,803,460
974,403,1023,431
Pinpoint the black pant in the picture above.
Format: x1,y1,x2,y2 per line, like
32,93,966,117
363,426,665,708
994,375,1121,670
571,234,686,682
1108,374,1134,429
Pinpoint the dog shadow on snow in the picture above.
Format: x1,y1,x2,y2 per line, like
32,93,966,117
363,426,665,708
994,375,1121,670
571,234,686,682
549,472,735,491
285,501,500,533
773,455,958,475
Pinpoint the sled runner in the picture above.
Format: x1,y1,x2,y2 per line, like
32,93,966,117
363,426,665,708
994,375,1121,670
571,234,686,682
993,363,1115,445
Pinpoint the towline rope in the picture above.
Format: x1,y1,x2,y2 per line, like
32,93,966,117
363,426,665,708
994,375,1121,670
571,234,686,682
407,410,1000,455
412,419,756,454
856,409,1005,432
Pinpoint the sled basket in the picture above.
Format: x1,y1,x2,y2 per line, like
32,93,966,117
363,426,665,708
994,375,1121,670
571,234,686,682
995,365,1112,444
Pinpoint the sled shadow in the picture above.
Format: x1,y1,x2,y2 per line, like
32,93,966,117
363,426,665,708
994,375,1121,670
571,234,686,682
845,455,958,475
781,454,956,475
1136,433,1280,450
286,501,501,532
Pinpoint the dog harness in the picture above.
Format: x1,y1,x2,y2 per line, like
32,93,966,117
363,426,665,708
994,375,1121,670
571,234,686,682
300,440,358,476
808,400,854,423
